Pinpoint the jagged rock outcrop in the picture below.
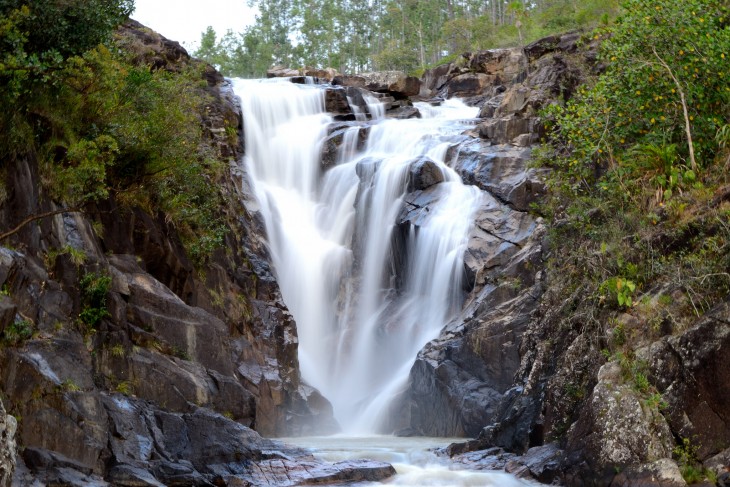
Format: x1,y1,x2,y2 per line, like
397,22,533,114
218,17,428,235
409,35,729,486
333,71,421,98
268,65,340,81
10,396,393,486
381,30,728,486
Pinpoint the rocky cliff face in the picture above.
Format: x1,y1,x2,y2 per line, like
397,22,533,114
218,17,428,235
382,32,592,441
0,22,400,487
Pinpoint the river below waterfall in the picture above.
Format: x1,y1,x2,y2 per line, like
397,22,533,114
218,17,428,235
282,436,533,486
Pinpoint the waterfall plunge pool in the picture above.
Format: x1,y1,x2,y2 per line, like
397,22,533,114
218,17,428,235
281,436,534,486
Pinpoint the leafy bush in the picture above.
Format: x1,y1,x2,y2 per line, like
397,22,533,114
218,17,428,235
542,0,729,200
79,271,111,328
3,319,33,345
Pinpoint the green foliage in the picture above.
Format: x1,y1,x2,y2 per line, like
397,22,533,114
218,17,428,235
78,271,111,329
673,437,715,484
543,0,730,198
600,277,637,308
110,344,125,358
55,136,118,206
644,392,668,411
60,379,81,392
172,346,191,361
0,0,133,105
2,18,226,263
45,245,87,269
534,0,730,344
115,380,133,395
2,318,33,345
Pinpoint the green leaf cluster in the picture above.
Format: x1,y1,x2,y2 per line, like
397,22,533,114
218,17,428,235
78,271,111,329
2,318,33,345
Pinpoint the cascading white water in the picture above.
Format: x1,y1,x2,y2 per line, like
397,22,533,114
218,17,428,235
233,78,481,433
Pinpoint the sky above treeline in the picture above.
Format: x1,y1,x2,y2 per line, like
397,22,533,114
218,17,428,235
132,0,256,50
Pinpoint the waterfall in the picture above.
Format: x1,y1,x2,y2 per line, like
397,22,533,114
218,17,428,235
233,78,481,434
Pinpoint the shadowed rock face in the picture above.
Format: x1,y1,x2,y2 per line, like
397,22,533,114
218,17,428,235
11,395,394,486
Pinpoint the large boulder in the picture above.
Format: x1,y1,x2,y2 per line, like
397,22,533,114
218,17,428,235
563,362,675,484
450,140,546,211
334,71,421,98
446,73,499,99
407,157,444,192
266,65,300,78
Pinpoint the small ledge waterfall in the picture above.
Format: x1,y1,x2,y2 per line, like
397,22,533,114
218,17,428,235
233,78,482,433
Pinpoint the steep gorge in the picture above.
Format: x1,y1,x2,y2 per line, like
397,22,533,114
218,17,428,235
0,17,728,487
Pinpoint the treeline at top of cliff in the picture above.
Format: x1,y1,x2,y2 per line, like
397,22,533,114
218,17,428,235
193,0,621,78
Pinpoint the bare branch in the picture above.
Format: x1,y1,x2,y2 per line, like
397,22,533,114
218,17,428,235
0,207,83,242
651,46,698,172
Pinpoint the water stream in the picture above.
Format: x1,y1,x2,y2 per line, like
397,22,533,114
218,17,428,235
233,79,482,433
282,436,534,486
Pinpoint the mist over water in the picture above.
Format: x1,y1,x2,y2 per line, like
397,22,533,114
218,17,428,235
233,78,482,434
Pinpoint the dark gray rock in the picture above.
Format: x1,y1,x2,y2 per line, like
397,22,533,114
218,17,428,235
450,139,546,211
478,94,505,119
107,464,165,487
563,361,674,483
0,297,16,336
524,34,561,60
420,62,458,98
451,446,517,471
408,157,444,191
324,87,351,115
446,73,498,99
644,301,730,459
609,459,687,487
387,105,422,119
321,123,369,169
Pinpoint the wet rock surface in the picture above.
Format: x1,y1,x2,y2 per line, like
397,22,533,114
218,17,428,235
12,395,392,486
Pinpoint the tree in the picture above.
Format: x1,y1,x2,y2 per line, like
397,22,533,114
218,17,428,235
542,0,729,201
195,26,221,66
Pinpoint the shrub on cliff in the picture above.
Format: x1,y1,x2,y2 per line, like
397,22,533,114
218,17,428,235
542,0,729,197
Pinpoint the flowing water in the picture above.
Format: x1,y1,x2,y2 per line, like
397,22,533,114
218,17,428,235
282,436,534,486
233,78,483,433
